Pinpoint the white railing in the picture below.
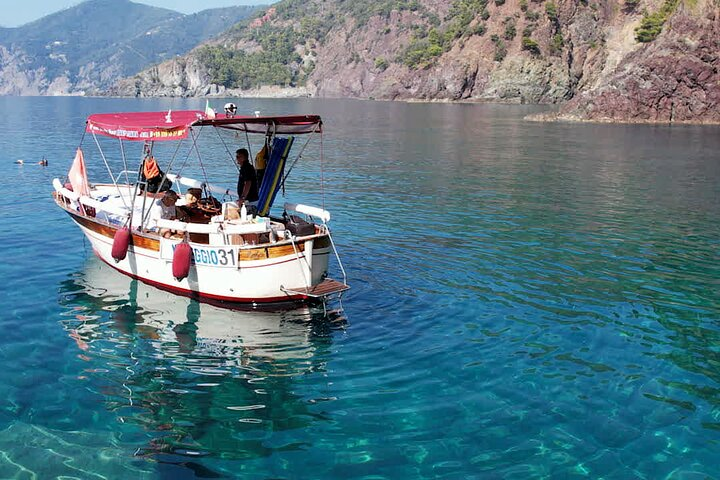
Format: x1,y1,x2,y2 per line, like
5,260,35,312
53,178,130,218
283,202,331,223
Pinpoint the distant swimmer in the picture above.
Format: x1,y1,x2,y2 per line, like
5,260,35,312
39,159,48,166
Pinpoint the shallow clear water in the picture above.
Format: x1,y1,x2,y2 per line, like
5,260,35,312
0,96,719,478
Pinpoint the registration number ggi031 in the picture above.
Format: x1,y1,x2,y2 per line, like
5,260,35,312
161,241,237,268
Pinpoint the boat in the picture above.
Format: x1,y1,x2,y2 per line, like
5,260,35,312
52,108,348,306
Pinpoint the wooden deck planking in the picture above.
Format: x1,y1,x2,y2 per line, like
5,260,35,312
283,278,349,298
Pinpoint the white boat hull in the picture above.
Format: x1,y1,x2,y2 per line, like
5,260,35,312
68,209,332,304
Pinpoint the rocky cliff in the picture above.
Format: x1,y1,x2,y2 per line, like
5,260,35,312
109,0,720,123
554,0,720,123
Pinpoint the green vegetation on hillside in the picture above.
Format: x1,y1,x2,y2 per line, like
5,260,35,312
545,2,558,22
635,0,680,42
491,34,507,61
503,17,516,40
375,56,390,70
198,25,305,89
550,33,564,55
401,0,489,69
521,36,540,54
202,0,432,87
199,0,348,90
336,0,422,26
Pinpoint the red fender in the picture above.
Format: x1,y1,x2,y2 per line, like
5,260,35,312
172,242,192,281
111,227,131,262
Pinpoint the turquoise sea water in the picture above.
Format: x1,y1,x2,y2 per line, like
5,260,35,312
0,96,719,479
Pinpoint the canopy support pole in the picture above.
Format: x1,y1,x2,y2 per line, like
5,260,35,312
118,138,131,186
92,132,129,210
214,126,235,170
280,125,319,194
320,129,325,211
244,129,253,164
188,128,213,196
140,139,186,230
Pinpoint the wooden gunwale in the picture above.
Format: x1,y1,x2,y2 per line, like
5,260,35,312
55,196,331,261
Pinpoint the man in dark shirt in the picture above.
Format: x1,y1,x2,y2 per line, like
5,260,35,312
236,148,259,205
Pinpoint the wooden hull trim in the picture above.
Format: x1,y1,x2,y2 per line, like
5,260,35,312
63,204,328,263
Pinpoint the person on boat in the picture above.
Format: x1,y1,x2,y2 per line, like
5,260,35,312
224,102,237,118
255,141,268,188
149,190,186,238
235,148,258,206
140,155,172,193
179,187,208,223
183,188,202,208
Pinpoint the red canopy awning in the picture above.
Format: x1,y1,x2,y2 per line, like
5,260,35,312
86,110,204,141
86,110,322,141
196,115,323,134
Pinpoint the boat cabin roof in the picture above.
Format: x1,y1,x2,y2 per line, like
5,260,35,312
86,110,323,142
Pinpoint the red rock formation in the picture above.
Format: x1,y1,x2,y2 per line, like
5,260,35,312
557,5,720,123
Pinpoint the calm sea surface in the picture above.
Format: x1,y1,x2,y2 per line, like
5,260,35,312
0,96,718,479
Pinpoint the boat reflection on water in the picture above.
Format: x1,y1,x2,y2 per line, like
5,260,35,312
58,257,346,467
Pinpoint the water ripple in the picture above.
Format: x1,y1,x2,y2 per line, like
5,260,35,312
1,98,719,478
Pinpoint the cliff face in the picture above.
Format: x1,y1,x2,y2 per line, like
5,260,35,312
0,46,45,96
113,0,719,123
556,0,720,123
309,0,611,104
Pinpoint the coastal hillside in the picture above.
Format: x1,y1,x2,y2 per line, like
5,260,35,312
112,0,720,123
0,0,258,95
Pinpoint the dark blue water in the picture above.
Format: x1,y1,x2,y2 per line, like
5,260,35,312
1,96,719,479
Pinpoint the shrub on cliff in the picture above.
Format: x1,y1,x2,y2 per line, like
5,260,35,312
545,2,558,21
522,36,541,54
550,33,564,55
504,18,517,40
635,0,680,42
525,10,540,21
491,35,507,61
623,0,640,12
341,0,423,27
